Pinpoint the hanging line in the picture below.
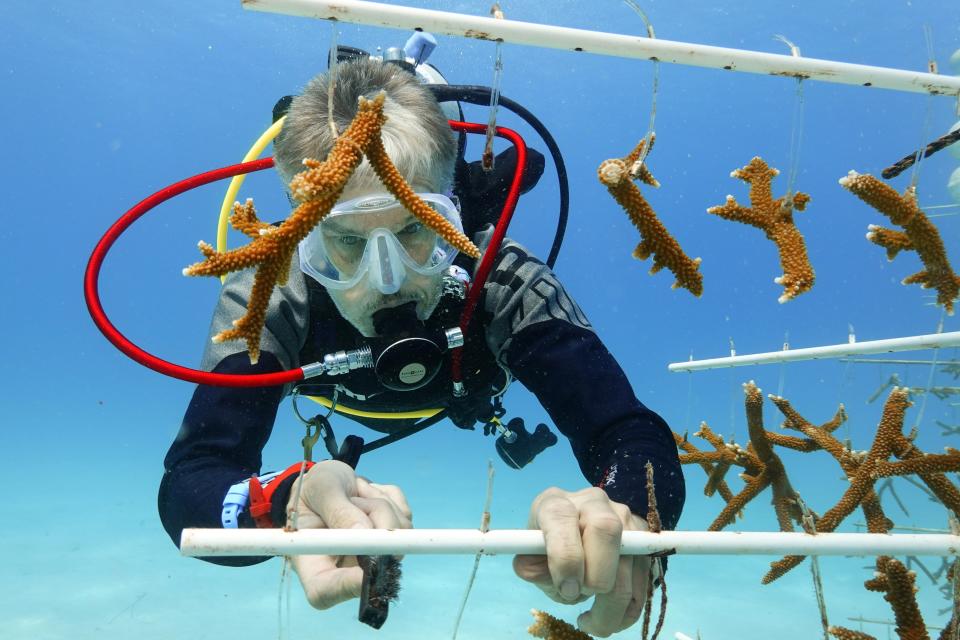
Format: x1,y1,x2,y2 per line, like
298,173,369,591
623,0,659,169
907,25,938,191
481,3,505,171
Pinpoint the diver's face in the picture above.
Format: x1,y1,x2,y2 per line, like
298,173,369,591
322,204,445,337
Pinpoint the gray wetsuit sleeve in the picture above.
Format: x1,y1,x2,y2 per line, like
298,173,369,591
479,233,593,362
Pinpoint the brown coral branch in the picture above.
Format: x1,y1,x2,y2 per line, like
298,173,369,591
365,134,481,259
840,171,960,315
707,156,815,303
742,382,806,531
528,610,593,640
598,136,703,296
183,93,387,362
828,627,877,640
706,383,808,533
888,436,960,519
183,90,480,363
763,388,912,584
874,453,960,479
876,556,931,640
673,431,737,504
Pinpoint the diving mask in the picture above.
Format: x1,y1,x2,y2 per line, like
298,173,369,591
299,192,464,294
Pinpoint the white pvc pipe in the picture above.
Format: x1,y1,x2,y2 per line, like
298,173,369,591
180,528,960,557
241,0,960,96
668,331,960,373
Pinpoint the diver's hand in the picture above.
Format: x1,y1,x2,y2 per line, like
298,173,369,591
285,460,412,610
513,487,651,638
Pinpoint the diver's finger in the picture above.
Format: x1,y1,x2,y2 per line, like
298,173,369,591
298,462,372,530
350,485,407,527
365,482,413,521
535,492,585,603
293,558,364,610
578,498,624,595
512,553,552,585
632,555,652,615
576,555,634,637
620,556,653,628
351,496,412,530
309,486,372,531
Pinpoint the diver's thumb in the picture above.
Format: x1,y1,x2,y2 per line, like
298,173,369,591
302,565,364,610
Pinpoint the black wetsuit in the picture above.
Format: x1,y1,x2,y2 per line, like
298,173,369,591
159,229,685,566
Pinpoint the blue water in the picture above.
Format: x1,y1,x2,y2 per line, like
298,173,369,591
3,1,959,638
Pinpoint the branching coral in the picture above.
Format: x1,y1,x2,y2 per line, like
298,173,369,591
829,556,933,640
528,610,593,640
183,91,480,362
840,171,960,315
762,388,913,584
673,384,960,588
680,383,812,533
598,136,704,296
707,157,815,303
670,379,960,638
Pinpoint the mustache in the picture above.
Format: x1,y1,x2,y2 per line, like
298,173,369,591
361,292,425,315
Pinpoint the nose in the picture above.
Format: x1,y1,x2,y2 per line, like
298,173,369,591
369,233,405,294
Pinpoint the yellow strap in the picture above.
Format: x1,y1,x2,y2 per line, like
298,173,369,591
306,395,443,420
216,116,287,282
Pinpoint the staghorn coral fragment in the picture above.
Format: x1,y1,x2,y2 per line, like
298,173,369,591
828,627,877,640
598,136,703,296
364,134,481,259
840,171,960,315
673,430,737,504
528,610,593,640
183,90,480,363
707,156,815,303
887,435,960,520
703,383,807,533
183,92,388,362
763,388,913,584
874,453,960,479
874,556,931,640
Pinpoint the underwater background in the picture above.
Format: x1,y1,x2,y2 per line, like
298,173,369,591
3,0,960,638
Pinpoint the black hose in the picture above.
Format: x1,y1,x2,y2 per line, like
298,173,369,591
361,410,450,454
428,85,568,270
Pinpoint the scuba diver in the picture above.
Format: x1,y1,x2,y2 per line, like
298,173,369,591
158,38,684,637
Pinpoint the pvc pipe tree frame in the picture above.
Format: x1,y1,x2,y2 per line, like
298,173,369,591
668,331,960,372
242,0,960,97
181,528,960,558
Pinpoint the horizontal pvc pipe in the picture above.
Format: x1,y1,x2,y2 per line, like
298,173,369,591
180,528,960,557
668,331,960,373
241,0,960,96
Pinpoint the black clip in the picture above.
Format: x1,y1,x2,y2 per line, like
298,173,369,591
334,434,365,470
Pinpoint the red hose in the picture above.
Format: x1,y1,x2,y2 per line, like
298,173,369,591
449,124,527,385
84,157,303,387
85,123,526,389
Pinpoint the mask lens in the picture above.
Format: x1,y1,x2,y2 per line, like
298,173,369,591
298,192,464,290
320,226,368,279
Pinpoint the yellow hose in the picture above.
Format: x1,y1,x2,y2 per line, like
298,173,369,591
306,395,442,420
216,117,287,282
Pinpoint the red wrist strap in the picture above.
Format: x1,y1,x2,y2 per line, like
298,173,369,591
248,461,316,528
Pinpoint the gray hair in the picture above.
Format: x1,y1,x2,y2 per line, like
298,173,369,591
274,58,457,195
